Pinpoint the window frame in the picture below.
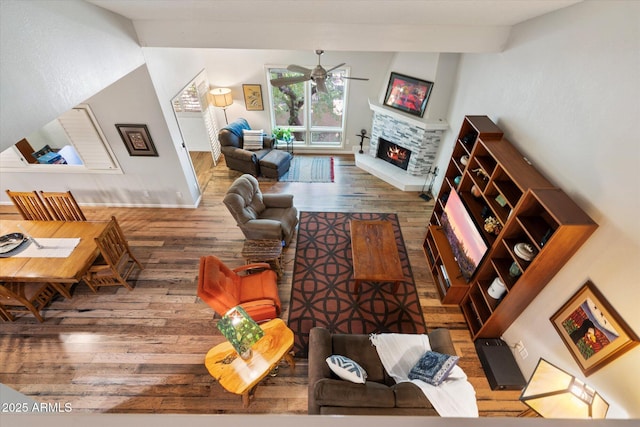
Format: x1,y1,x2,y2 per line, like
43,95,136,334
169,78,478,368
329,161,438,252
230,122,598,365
266,65,351,149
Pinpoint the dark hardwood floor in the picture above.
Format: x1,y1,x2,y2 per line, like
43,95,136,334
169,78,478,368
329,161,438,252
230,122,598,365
0,154,527,416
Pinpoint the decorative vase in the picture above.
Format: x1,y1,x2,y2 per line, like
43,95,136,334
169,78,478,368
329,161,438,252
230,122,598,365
488,277,507,299
514,243,537,261
509,262,521,278
471,185,482,198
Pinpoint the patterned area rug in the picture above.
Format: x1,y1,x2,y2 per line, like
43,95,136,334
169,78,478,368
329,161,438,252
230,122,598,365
279,156,334,182
287,212,427,357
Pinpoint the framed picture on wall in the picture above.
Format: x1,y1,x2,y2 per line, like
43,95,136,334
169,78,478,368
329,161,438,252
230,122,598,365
383,72,433,118
242,84,264,111
116,124,158,157
550,280,639,376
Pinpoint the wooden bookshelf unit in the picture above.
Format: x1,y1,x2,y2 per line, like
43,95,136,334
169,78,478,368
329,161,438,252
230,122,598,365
423,116,598,339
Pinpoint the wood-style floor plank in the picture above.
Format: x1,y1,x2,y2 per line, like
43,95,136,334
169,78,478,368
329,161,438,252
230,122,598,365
0,155,527,416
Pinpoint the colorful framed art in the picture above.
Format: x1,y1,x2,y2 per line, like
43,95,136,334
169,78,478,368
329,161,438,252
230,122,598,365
383,72,433,118
115,124,158,157
550,280,639,376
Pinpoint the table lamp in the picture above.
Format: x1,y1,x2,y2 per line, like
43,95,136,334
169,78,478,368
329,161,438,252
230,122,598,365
210,87,233,124
520,358,609,418
217,306,264,360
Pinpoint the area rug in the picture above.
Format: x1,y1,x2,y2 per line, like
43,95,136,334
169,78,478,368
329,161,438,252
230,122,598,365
279,156,334,183
287,211,427,357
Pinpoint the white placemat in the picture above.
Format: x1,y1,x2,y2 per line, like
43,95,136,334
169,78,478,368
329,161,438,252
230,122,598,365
13,238,81,258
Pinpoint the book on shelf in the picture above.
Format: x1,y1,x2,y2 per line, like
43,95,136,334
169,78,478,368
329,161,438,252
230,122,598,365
439,264,451,288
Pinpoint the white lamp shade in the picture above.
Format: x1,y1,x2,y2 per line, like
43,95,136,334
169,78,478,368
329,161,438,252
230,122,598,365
520,359,609,419
210,88,233,108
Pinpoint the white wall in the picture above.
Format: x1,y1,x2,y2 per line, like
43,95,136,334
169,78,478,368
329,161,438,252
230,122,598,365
0,0,144,151
176,114,210,152
82,65,196,207
189,49,458,153
436,1,640,418
0,0,458,205
0,1,199,208
0,65,198,207
197,49,395,152
141,49,214,206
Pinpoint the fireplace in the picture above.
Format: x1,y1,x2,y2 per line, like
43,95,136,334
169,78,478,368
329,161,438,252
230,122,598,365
354,100,446,191
377,138,411,170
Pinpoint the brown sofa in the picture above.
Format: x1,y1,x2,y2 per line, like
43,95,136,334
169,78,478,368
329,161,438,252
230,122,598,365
308,327,456,415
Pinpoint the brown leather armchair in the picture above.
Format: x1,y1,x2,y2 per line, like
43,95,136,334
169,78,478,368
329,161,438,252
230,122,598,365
223,174,298,246
197,255,281,323
218,118,275,176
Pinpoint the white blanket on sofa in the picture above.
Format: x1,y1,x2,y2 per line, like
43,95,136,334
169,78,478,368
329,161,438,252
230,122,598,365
370,333,478,417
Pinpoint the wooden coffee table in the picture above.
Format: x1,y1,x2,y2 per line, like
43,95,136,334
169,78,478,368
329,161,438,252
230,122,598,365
204,318,294,407
350,219,405,295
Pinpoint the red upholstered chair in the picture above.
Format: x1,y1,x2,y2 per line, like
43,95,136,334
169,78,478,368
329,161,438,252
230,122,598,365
197,255,281,323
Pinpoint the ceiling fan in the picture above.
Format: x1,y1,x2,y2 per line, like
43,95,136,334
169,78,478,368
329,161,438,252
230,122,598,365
270,50,369,93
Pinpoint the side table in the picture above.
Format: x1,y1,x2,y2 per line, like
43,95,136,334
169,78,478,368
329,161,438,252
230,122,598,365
241,239,283,276
277,138,293,155
204,318,295,407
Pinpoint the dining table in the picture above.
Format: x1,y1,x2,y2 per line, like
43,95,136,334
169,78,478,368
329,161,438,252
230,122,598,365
0,220,109,295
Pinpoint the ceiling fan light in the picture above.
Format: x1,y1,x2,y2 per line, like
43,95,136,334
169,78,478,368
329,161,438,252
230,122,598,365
315,78,328,93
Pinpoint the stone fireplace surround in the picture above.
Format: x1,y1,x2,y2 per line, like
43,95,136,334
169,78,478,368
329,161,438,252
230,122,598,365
355,100,448,191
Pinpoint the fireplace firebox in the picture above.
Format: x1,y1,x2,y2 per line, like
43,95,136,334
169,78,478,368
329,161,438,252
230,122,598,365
376,138,412,170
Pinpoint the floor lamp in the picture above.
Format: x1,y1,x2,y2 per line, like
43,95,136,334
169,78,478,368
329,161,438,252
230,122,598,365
210,88,233,124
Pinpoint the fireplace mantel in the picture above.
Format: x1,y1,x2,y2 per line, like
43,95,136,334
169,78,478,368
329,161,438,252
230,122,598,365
368,99,449,131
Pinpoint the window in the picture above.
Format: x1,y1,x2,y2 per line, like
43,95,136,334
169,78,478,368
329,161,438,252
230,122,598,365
0,104,121,173
267,67,349,147
172,82,201,113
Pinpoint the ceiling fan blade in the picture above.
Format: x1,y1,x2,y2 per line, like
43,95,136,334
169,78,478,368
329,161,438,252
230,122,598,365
343,76,370,81
325,62,346,73
287,64,312,74
314,78,328,93
270,75,310,86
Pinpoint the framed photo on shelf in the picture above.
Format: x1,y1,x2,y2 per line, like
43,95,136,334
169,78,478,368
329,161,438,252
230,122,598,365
242,84,264,111
383,72,433,118
550,280,639,376
116,124,158,156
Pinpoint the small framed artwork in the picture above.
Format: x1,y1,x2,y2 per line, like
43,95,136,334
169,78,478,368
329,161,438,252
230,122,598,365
116,124,158,157
550,280,639,376
242,84,264,111
383,72,434,118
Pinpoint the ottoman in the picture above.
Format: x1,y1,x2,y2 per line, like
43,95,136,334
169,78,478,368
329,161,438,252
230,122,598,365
259,149,292,179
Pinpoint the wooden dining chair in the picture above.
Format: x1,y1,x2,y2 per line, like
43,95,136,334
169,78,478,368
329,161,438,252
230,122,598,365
0,303,14,321
0,282,59,322
5,190,52,221
82,216,143,292
39,190,87,221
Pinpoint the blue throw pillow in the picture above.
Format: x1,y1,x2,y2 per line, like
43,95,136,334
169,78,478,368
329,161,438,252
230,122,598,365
326,355,367,384
408,351,459,386
224,118,250,137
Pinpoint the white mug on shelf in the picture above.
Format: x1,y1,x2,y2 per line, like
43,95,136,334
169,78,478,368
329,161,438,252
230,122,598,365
488,277,507,299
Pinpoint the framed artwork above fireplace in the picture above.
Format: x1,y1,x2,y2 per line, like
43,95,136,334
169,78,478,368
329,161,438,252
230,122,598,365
383,72,433,118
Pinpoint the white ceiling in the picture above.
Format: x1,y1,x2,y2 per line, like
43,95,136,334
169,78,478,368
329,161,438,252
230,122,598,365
86,0,583,52
87,0,581,25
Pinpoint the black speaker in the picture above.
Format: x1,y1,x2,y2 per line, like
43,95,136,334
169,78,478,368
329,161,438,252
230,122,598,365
474,338,526,390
